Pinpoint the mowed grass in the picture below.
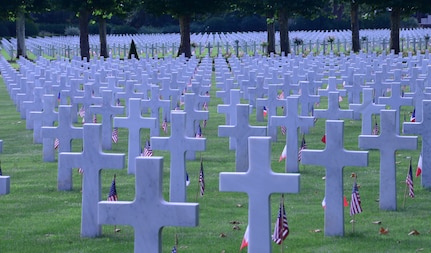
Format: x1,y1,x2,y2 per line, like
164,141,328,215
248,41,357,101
0,64,430,253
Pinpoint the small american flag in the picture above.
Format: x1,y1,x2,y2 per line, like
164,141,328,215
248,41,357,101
410,109,416,122
195,124,202,138
272,194,289,244
372,122,379,135
406,160,414,198
143,140,153,157
116,99,121,106
57,92,61,104
350,178,362,216
107,175,118,201
298,135,307,162
280,126,286,135
112,127,118,143
78,105,85,118
54,138,60,150
199,159,205,196
162,117,168,133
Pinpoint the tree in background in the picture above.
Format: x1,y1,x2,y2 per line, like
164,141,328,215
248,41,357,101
231,1,277,55
363,0,430,54
265,0,325,55
57,0,93,60
143,0,230,57
1,0,51,59
92,0,134,58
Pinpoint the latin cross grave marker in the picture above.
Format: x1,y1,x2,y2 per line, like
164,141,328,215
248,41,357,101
359,110,417,210
219,137,300,253
219,104,266,172
403,100,431,188
271,96,315,173
98,157,198,253
151,111,206,202
59,124,125,237
114,98,156,174
41,105,83,163
301,120,368,236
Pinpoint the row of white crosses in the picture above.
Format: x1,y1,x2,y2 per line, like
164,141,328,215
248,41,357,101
5,27,431,59
1,47,431,251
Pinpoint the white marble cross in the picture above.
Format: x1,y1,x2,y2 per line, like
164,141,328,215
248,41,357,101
114,98,156,174
349,88,386,135
301,120,368,236
29,94,58,144
151,111,206,202
41,105,83,163
74,83,103,123
219,137,300,253
90,90,124,150
219,104,266,172
217,89,242,150
98,157,198,253
256,84,285,141
183,93,209,160
403,100,431,188
271,96,315,173
314,92,353,120
359,110,417,210
59,124,125,237
378,83,413,134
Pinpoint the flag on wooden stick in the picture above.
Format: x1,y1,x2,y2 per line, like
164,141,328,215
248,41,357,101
199,158,205,196
108,174,118,201
406,159,414,198
350,177,362,216
272,194,289,244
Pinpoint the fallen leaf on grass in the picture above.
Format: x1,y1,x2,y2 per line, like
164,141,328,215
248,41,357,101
372,221,382,224
379,227,389,235
350,219,356,224
311,229,321,233
375,199,380,202
115,228,121,233
229,220,240,224
232,225,240,230
219,233,226,238
408,230,420,235
416,248,424,252
236,204,243,208
351,173,356,178
322,176,326,180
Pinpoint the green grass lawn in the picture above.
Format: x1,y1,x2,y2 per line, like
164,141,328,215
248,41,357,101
0,64,429,253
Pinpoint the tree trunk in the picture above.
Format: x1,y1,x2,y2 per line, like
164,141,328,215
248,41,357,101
16,9,26,59
390,6,401,54
98,16,109,58
267,11,276,55
350,0,360,53
278,7,290,56
178,15,191,58
79,8,90,60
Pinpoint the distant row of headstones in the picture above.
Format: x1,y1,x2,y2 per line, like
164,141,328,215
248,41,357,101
0,49,430,252
2,28,431,60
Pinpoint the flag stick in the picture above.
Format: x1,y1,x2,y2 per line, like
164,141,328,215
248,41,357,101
80,171,83,193
351,173,357,233
280,194,285,253
175,233,178,249
402,158,411,209
195,155,202,202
